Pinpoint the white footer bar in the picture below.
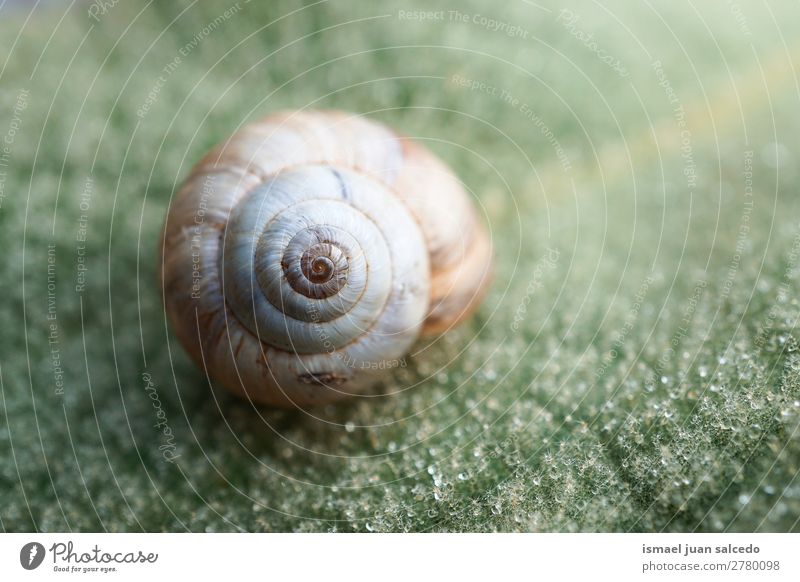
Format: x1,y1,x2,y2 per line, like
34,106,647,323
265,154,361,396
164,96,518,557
1,533,798,581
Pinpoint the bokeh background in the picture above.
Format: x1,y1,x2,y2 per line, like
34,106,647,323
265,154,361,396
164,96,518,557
1,0,800,532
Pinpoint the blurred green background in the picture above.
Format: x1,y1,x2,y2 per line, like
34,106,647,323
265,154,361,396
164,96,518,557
1,0,799,532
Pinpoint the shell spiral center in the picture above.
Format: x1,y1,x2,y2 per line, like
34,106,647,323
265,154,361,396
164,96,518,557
284,231,350,299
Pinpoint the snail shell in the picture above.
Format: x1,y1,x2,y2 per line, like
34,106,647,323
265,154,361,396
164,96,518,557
159,110,491,407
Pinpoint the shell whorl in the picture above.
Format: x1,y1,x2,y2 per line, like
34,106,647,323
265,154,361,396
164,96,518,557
160,110,492,407
221,165,425,356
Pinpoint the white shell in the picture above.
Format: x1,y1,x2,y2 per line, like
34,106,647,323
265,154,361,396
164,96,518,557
159,110,491,407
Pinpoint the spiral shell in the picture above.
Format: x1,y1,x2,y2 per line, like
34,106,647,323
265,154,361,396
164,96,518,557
159,110,491,407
